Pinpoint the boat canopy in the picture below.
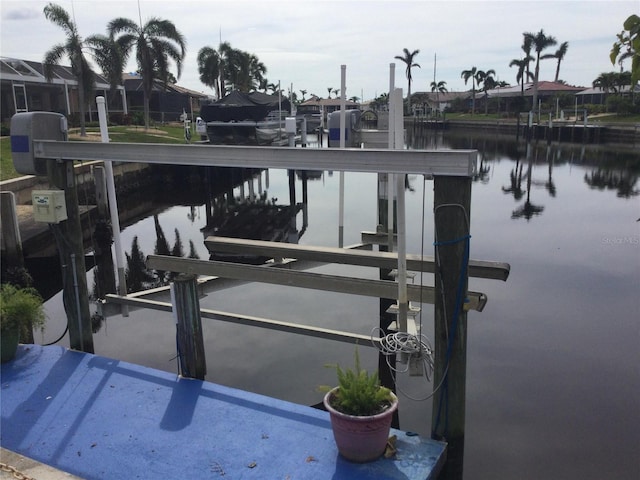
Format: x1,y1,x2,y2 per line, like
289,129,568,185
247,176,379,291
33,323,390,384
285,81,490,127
200,91,291,122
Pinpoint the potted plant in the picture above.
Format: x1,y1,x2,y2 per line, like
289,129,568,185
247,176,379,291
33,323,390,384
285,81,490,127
322,349,398,462
1,283,46,363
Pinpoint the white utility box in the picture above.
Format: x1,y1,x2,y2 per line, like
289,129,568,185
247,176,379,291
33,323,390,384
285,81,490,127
32,190,67,223
285,117,297,134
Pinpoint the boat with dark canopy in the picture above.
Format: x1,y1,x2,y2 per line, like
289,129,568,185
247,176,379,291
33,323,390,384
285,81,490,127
200,91,291,145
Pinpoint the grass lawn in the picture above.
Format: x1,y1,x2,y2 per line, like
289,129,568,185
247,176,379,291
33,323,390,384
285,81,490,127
589,113,640,124
0,124,189,181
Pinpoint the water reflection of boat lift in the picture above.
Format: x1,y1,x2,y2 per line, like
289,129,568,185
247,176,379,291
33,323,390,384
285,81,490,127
201,168,309,263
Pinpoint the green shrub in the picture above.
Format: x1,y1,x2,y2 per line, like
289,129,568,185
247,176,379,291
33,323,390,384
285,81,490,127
0,283,46,338
606,96,639,115
326,348,393,416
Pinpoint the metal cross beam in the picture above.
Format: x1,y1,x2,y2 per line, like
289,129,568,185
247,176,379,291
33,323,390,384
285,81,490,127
32,140,477,176
205,236,511,281
145,255,488,312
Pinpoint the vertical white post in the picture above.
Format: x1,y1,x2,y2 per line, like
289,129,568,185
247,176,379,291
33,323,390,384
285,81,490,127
392,88,408,335
338,65,346,247
96,96,128,314
290,82,295,115
64,81,71,116
121,86,128,115
387,63,395,252
301,118,307,147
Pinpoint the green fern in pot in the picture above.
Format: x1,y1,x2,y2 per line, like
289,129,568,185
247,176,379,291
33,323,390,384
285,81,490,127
1,283,46,363
322,348,398,462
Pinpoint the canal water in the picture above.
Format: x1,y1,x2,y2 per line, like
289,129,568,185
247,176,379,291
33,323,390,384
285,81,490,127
37,129,639,480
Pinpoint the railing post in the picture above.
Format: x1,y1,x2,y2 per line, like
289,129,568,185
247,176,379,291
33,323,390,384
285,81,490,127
431,175,472,480
171,274,207,380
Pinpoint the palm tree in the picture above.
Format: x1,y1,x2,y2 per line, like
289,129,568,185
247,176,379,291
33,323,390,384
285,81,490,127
247,54,267,92
521,36,534,84
430,80,447,114
554,41,569,82
267,83,279,95
461,66,479,114
593,72,620,107
300,89,307,102
197,46,221,98
327,87,333,99
523,29,558,113
509,57,533,96
199,44,266,96
108,16,186,129
86,33,126,110
430,80,448,94
478,69,496,114
478,70,496,90
43,3,95,137
394,48,420,114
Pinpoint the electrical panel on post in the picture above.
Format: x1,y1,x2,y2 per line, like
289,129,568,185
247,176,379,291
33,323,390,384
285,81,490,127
32,190,67,223
10,112,68,175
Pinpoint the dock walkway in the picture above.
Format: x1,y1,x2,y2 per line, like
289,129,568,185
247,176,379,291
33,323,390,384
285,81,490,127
1,345,446,479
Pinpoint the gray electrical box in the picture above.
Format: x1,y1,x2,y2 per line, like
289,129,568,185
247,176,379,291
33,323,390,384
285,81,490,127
10,112,68,175
32,190,68,223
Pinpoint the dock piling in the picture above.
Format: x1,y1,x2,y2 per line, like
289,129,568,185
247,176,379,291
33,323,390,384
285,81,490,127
431,175,472,479
171,274,207,380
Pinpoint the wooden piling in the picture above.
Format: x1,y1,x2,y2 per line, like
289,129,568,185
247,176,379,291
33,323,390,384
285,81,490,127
431,175,472,480
1,191,24,271
92,166,117,298
172,274,206,380
47,159,94,353
377,173,399,428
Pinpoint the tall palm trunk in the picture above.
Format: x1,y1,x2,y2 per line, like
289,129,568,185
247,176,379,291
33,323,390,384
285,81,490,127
77,80,87,136
143,88,151,130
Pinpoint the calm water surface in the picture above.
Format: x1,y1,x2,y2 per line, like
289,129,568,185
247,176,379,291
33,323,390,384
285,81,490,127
40,130,639,479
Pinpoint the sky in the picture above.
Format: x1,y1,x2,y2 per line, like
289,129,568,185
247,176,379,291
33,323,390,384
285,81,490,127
1,0,637,101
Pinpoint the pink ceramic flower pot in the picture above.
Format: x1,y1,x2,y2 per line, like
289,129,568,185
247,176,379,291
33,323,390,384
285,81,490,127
323,386,398,462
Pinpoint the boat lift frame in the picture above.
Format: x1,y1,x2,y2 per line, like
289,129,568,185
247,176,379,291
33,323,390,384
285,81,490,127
27,135,510,476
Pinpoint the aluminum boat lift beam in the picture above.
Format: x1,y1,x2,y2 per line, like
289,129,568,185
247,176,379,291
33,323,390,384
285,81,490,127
32,140,477,177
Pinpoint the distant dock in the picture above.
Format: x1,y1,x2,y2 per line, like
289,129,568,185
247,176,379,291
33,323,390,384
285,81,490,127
1,345,446,479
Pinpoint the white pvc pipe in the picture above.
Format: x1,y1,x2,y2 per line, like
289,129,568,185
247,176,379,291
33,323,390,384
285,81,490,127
392,88,408,333
387,64,395,252
338,65,346,247
96,96,128,314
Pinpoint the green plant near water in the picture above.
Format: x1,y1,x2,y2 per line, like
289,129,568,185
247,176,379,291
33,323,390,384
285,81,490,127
0,283,46,337
326,348,393,416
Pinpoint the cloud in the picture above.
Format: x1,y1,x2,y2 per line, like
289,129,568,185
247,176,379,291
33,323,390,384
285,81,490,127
2,7,40,21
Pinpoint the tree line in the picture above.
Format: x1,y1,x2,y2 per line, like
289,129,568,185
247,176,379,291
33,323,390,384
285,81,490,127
388,15,638,116
42,2,274,136
41,2,640,136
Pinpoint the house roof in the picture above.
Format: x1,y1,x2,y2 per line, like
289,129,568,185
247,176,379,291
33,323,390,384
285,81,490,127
1,56,112,88
299,97,359,107
122,73,207,97
411,91,471,103
484,81,586,98
575,84,640,95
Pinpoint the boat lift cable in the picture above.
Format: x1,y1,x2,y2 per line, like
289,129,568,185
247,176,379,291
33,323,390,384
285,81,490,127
371,175,441,402
42,224,73,346
432,203,471,434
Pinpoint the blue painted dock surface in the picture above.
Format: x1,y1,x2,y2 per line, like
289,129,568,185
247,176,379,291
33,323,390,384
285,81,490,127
1,345,446,479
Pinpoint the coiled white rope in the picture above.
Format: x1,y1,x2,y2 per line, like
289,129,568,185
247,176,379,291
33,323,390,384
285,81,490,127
371,328,438,401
